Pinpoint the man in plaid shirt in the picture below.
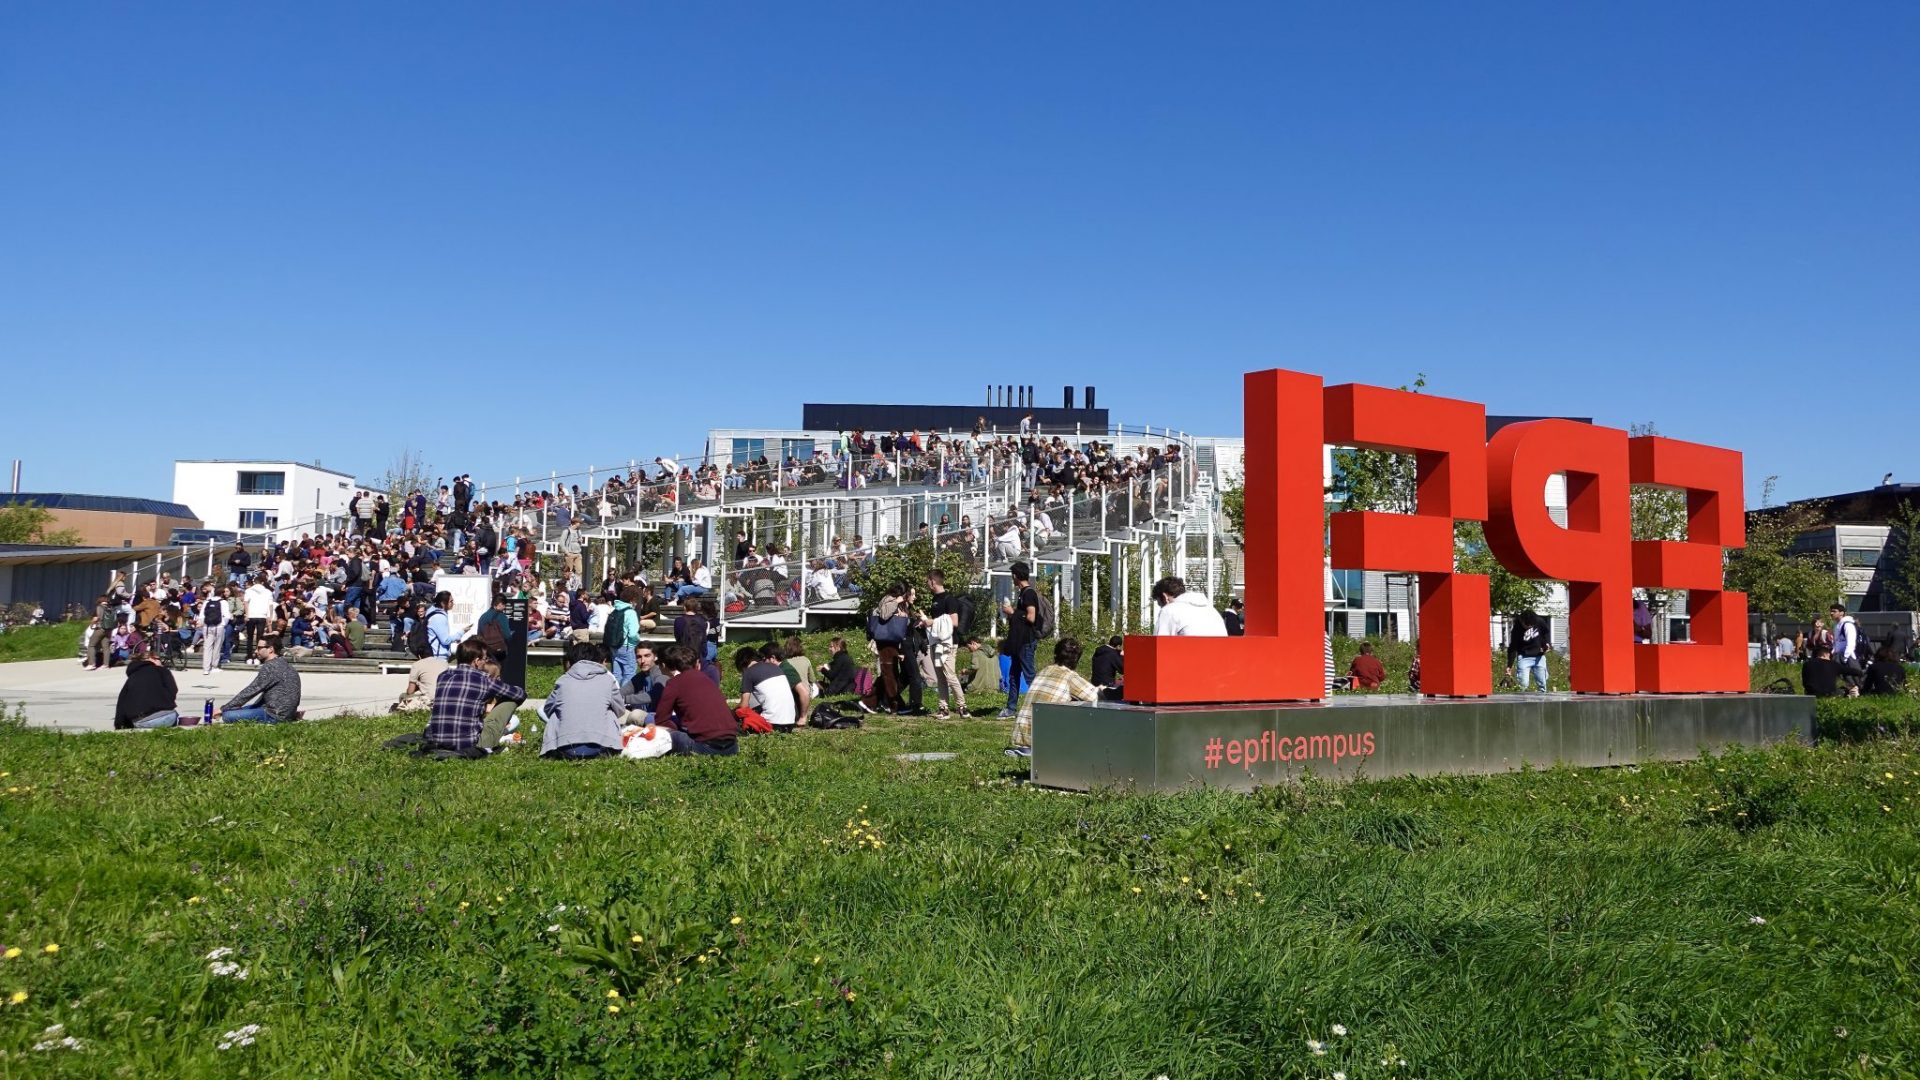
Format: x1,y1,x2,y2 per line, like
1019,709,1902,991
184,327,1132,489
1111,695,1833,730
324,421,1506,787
422,638,527,754
1008,636,1099,756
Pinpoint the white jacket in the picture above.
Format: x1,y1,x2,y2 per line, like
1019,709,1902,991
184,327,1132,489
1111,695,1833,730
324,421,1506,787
243,584,274,620
1154,591,1227,637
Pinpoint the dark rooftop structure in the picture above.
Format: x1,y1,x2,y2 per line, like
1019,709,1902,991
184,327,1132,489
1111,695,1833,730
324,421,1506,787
1751,482,1920,527
803,384,1111,436
0,492,197,519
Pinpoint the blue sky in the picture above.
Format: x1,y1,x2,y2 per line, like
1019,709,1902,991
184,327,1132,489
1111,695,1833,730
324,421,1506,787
3,2,1915,509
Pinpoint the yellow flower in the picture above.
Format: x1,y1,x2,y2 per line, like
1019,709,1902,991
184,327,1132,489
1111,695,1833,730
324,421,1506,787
42,944,58,955
630,934,644,943
1179,877,1190,885
845,991,857,1001
1887,773,1897,780
2,947,20,960
7,990,26,1005
860,819,871,826
697,954,709,964
1131,887,1142,894
606,989,621,999
187,896,204,905
607,1004,621,1014
811,955,822,965
729,916,742,926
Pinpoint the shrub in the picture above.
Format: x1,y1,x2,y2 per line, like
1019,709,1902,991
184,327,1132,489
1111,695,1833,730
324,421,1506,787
1816,695,1920,742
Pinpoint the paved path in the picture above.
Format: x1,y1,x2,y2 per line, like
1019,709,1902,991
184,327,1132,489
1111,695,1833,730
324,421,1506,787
0,659,407,734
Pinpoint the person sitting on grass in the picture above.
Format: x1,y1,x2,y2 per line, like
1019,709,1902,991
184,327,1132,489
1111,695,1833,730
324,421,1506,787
214,636,303,724
654,643,739,756
540,640,625,759
1348,641,1387,690
114,647,180,729
387,638,526,756
820,636,860,697
735,645,798,732
1800,641,1845,699
1007,636,1099,759
1862,643,1908,696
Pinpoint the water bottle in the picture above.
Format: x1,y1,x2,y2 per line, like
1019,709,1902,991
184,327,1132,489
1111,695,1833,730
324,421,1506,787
203,699,215,726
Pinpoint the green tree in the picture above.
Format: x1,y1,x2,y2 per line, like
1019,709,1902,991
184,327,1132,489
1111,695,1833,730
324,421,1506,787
0,502,83,547
1455,520,1550,615
1725,479,1843,644
1882,499,1920,613
1628,423,1690,620
1220,482,1244,545
850,537,981,628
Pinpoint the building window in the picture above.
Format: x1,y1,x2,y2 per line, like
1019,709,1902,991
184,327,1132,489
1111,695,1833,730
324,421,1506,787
1330,569,1366,610
238,510,279,531
781,438,815,464
1364,612,1400,639
732,438,766,466
236,471,285,496
1841,547,1882,568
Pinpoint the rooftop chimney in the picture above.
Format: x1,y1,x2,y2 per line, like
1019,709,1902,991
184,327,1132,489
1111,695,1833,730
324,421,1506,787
1064,385,1074,409
1085,386,1096,410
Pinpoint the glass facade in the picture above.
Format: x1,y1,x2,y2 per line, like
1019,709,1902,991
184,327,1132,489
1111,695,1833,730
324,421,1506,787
236,471,285,496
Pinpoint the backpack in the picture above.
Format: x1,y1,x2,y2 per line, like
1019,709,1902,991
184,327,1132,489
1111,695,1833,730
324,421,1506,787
203,599,223,627
408,612,435,659
603,605,631,649
807,704,862,730
735,706,774,735
852,668,876,698
952,594,977,639
1032,590,1055,640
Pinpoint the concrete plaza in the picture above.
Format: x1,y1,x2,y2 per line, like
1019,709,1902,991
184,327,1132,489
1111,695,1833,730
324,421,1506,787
0,658,407,734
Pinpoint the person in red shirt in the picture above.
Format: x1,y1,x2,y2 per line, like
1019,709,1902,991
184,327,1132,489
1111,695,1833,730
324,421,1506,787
652,644,739,756
1348,641,1387,690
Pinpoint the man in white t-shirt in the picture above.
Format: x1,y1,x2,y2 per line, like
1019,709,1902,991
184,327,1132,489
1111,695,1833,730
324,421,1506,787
242,577,275,663
1150,576,1227,637
735,645,797,730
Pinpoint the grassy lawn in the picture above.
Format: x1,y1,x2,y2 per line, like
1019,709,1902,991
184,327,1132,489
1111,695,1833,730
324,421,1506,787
4,697,1920,1077
0,622,83,664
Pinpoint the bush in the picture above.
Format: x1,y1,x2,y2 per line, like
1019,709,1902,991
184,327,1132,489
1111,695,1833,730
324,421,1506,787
1816,694,1920,742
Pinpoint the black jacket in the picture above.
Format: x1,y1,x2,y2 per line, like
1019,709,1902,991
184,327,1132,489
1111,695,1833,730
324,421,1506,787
115,659,178,729
1505,615,1550,664
1091,644,1124,687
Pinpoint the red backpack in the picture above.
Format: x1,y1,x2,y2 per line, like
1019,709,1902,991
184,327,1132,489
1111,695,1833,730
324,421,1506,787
734,707,774,735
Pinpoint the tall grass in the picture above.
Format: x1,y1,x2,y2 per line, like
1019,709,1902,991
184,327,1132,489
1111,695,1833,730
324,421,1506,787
0,621,83,664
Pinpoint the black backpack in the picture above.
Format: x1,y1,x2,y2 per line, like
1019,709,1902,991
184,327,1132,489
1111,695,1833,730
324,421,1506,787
952,594,977,639
408,612,435,659
807,704,862,730
203,599,223,627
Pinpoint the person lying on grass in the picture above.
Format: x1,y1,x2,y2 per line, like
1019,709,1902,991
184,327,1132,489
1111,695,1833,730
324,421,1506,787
540,640,625,759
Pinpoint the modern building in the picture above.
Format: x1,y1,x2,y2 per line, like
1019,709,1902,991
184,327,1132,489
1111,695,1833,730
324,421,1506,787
0,492,202,549
1758,482,1920,613
172,460,358,540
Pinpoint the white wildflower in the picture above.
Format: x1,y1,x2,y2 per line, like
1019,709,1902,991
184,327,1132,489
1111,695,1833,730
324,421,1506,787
206,947,234,960
34,1034,87,1051
1748,915,1766,925
546,923,561,933
1332,1023,1348,1036
217,1023,263,1050
208,960,249,979
1334,1072,1347,1080
1307,1039,1326,1055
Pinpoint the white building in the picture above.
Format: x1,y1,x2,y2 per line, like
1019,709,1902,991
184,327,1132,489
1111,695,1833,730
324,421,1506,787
172,460,357,540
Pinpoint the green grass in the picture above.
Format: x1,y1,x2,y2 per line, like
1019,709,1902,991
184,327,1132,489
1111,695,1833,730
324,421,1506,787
0,621,83,663
4,700,1920,1076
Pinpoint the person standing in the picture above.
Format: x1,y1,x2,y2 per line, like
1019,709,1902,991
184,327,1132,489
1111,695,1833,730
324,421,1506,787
926,587,967,719
559,521,583,583
1504,610,1551,691
198,588,227,674
858,583,911,715
1830,603,1868,686
1222,597,1246,637
605,586,641,686
242,575,274,663
997,562,1041,720
83,594,116,670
